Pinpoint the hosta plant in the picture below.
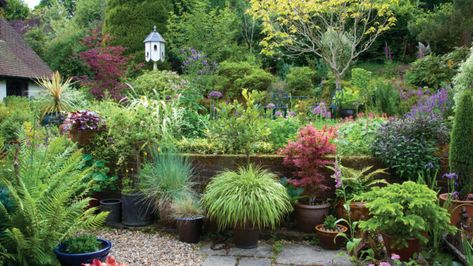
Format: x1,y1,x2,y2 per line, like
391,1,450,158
356,182,456,248
203,165,292,230
280,125,336,201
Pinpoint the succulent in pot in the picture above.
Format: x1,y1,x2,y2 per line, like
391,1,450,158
356,181,456,261
203,165,292,249
140,151,194,227
280,125,336,233
172,196,205,244
54,234,112,266
61,110,103,146
315,215,348,250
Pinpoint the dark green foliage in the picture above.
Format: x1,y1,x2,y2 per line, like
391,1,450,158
61,235,101,254
104,0,172,59
285,66,318,95
323,215,337,231
370,79,400,115
267,117,300,150
450,91,473,196
357,181,456,248
406,55,449,89
0,97,35,143
2,0,29,20
130,70,189,98
215,61,273,98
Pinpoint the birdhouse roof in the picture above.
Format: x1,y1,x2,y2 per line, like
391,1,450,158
0,19,52,79
144,28,165,43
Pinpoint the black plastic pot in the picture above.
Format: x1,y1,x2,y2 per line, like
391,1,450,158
54,238,111,266
234,227,259,249
176,216,204,244
42,112,65,126
121,192,153,227
100,199,121,226
340,108,356,119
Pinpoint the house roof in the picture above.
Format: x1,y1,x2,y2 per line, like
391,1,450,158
0,19,52,80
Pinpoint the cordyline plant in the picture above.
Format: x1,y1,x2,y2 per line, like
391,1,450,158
280,125,337,202
79,28,130,101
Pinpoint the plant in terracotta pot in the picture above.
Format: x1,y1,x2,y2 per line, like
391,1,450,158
329,157,388,222
441,91,473,226
172,196,205,244
280,125,336,233
356,181,456,261
315,215,348,250
140,151,194,227
61,110,103,146
203,165,292,249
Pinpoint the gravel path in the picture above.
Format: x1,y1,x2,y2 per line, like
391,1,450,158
96,228,204,266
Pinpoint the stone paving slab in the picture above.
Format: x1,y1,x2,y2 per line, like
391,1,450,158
275,244,353,266
238,257,272,266
227,243,273,257
202,255,237,266
200,242,229,256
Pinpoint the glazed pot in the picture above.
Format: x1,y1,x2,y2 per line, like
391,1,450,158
54,238,112,266
315,224,348,250
336,200,349,221
382,233,421,261
121,192,153,227
234,224,259,249
295,202,330,233
439,193,473,226
100,199,121,226
349,201,371,221
69,130,95,146
176,216,204,244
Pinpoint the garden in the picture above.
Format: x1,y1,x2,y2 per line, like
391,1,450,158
1,0,473,265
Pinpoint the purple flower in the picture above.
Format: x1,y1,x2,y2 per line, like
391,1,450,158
379,262,391,266
443,172,458,180
312,102,331,118
266,103,276,109
391,253,400,260
425,162,435,169
288,111,297,117
275,111,283,117
332,160,342,189
208,91,223,99
62,110,102,132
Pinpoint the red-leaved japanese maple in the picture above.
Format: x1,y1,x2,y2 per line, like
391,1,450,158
79,28,130,101
280,125,336,201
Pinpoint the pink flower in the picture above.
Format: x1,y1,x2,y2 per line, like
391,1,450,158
380,262,391,266
390,253,400,260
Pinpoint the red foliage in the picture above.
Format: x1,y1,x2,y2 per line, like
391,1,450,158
79,28,130,101
280,125,337,195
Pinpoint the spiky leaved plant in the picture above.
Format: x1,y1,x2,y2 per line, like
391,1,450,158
35,71,74,118
0,129,107,265
450,91,473,197
202,165,293,230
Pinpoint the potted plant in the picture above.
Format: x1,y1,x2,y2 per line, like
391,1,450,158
440,91,473,226
356,181,456,261
61,110,103,146
203,165,292,249
36,71,74,126
334,87,361,118
329,158,388,221
140,152,194,227
54,234,112,266
280,125,337,233
121,177,153,227
315,215,348,250
171,196,205,244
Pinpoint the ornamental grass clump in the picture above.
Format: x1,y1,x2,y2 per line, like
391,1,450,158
203,165,292,230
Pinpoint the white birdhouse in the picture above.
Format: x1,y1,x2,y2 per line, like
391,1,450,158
144,26,165,70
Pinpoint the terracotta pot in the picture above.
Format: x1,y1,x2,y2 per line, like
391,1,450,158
69,130,95,146
382,233,421,261
295,202,330,233
439,193,473,226
315,224,348,250
349,201,371,221
336,200,349,221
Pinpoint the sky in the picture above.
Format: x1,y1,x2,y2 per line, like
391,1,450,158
24,0,41,9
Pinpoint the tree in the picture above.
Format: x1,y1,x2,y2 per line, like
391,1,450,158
104,0,172,60
3,0,29,20
453,46,473,104
250,0,397,90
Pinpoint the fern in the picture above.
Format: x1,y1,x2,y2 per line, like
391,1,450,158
0,132,107,265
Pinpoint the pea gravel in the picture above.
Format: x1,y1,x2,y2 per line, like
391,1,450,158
96,228,204,266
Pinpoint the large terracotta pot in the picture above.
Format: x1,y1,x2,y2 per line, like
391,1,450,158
69,130,95,146
295,202,330,233
382,233,421,261
349,201,371,221
315,224,348,250
439,193,473,226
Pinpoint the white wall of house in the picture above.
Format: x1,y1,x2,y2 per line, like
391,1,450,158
0,80,6,100
28,82,43,98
